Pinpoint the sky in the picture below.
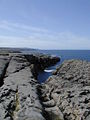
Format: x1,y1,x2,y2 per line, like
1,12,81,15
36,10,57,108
0,0,90,49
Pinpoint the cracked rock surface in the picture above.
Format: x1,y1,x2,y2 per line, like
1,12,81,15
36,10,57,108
0,54,45,120
41,59,90,120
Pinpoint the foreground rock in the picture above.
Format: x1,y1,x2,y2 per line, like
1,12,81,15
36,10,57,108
0,53,60,120
41,60,90,120
0,55,45,120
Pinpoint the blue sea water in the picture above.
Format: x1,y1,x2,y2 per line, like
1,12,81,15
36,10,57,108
22,49,90,83
38,50,90,83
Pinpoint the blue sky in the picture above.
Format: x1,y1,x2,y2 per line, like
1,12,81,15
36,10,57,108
0,0,90,49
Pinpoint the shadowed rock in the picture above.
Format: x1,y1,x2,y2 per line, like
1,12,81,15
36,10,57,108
25,54,60,75
0,55,10,86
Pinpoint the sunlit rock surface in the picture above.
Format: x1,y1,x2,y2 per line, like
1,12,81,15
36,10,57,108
0,52,60,120
41,60,90,120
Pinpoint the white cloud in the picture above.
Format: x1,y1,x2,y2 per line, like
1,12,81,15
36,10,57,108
0,20,90,49
0,33,90,49
0,20,49,33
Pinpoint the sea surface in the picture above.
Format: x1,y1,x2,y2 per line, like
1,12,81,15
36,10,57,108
22,50,90,83
38,50,90,83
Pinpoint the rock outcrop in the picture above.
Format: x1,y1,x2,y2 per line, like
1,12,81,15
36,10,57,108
0,53,60,120
25,54,60,78
40,59,90,120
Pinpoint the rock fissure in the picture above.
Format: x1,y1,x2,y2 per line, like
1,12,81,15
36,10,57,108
4,87,20,120
1,52,90,120
0,53,60,120
0,56,12,87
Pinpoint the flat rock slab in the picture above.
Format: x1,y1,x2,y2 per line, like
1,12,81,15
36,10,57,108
0,55,45,120
41,60,90,120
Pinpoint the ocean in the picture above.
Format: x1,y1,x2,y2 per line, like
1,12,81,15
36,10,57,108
22,49,90,83
38,50,90,83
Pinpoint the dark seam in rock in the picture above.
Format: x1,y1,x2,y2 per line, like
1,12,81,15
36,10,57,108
0,56,12,87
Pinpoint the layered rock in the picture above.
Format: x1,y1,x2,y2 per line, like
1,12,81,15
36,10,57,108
0,54,45,120
0,53,60,120
40,60,90,120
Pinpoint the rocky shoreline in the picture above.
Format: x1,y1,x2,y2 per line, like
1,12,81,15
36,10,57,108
0,52,60,120
40,59,90,120
0,51,90,120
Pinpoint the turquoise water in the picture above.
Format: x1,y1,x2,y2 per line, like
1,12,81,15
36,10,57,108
38,50,90,83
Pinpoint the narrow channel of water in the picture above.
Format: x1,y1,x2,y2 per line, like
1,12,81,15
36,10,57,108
37,50,90,83
22,50,90,83
37,61,60,83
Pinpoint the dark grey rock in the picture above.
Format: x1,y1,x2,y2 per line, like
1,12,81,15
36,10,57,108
0,55,10,86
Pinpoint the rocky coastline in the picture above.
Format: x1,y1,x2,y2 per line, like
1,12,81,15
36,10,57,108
40,59,90,120
0,52,60,120
0,50,90,120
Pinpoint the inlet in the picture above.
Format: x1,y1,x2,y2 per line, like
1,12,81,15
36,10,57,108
37,61,60,83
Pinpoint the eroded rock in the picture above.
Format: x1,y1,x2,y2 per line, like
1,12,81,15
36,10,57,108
0,54,45,120
0,53,60,120
41,60,90,120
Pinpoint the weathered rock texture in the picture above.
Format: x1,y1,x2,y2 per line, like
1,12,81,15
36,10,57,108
0,53,60,120
40,59,90,120
25,54,60,78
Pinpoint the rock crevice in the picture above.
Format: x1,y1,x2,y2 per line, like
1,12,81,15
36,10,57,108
0,55,11,87
0,53,60,120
